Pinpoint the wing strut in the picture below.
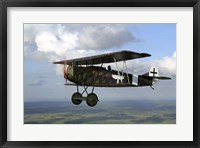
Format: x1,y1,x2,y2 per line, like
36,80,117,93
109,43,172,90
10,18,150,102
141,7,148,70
113,58,122,83
123,61,130,84
113,58,131,84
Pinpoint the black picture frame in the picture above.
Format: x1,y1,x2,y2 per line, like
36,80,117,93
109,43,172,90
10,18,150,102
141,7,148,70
0,0,199,147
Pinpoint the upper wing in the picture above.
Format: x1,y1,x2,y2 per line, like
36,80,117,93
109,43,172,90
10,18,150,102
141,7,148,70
53,50,151,65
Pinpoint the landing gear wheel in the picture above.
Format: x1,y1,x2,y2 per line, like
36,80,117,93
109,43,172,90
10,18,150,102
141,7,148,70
86,93,98,107
71,92,82,105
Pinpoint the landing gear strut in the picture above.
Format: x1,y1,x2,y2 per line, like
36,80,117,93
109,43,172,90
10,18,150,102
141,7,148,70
71,85,99,107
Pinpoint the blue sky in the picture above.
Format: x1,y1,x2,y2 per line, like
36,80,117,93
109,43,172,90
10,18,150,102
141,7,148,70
24,24,176,102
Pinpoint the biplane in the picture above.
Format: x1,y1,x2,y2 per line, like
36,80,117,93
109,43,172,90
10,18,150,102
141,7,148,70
54,50,171,107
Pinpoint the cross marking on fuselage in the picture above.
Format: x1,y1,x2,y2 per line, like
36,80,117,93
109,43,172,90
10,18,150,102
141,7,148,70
150,68,157,77
112,74,124,84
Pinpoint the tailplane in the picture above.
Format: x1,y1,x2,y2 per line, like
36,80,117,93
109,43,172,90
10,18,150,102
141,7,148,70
138,66,171,88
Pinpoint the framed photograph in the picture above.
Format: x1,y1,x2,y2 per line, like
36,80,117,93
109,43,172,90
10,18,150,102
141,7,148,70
0,0,199,147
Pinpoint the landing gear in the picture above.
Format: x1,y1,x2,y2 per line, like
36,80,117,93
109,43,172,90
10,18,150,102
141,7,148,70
71,92,82,105
71,85,99,107
86,93,98,107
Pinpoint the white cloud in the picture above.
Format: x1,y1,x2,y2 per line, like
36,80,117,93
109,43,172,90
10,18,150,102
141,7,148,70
78,25,137,49
156,52,176,76
24,24,176,77
34,31,79,58
24,24,140,75
24,24,57,43
125,51,176,77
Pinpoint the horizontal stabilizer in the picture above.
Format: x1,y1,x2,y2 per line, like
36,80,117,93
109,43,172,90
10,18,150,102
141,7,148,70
138,66,171,87
142,75,171,80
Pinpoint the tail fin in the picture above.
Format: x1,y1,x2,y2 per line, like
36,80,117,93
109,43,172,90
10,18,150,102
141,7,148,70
142,66,160,85
149,66,159,77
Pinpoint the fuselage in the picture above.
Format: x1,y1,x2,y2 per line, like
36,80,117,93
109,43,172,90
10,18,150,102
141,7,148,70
66,65,133,86
66,65,154,87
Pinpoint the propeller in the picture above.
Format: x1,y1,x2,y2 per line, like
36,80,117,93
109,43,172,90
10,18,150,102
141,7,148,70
63,61,68,82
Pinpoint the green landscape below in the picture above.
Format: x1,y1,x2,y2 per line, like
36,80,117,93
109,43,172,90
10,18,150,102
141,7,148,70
24,99,176,124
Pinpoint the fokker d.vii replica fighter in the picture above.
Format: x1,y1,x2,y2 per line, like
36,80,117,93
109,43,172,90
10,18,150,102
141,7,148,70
54,50,171,107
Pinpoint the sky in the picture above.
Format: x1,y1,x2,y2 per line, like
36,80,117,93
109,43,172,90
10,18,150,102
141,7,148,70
24,24,176,102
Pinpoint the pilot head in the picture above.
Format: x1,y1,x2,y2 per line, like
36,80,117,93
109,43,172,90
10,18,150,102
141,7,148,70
107,65,111,71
